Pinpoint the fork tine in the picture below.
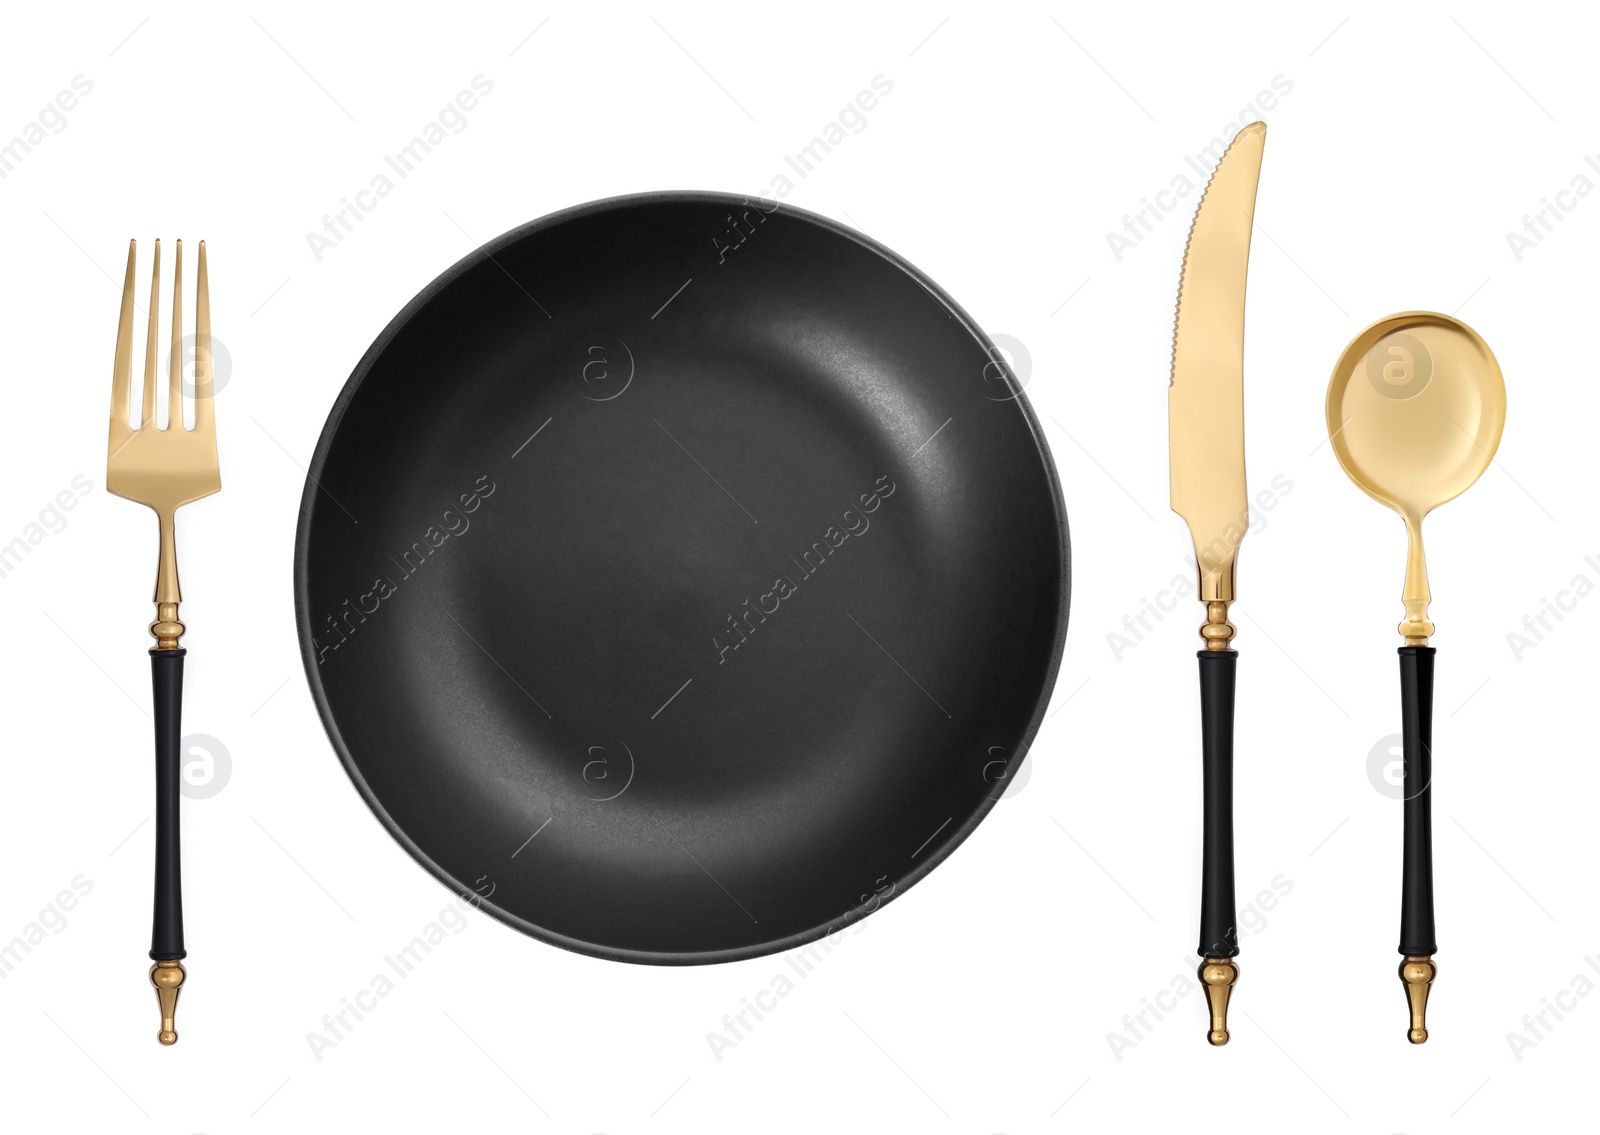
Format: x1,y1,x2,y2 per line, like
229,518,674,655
193,240,213,434
110,240,137,445
168,240,184,430
142,240,161,430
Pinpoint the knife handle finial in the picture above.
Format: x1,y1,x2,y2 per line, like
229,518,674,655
1401,955,1435,1043
150,959,185,1045
1200,958,1238,1045
1200,600,1235,650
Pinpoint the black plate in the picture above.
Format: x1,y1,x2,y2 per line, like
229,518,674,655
295,192,1069,964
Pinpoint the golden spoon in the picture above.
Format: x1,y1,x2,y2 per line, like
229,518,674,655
1326,311,1506,1043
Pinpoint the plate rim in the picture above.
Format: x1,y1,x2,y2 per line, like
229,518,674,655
292,189,1072,965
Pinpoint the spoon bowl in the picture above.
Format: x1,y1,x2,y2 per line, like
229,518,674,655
1327,311,1506,640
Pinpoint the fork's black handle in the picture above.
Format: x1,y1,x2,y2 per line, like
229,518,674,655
150,648,186,962
1197,650,1238,958
1398,646,1436,956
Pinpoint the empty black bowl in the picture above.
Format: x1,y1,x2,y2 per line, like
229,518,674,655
295,193,1069,963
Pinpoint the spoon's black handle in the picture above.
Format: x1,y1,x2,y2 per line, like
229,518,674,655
150,648,186,962
1198,650,1238,958
1398,646,1436,956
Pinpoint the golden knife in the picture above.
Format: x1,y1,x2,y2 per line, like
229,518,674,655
1168,120,1266,1045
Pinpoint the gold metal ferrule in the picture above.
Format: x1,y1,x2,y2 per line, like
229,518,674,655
1200,600,1235,650
1199,958,1238,1045
150,959,186,1045
151,600,184,650
1400,955,1435,1044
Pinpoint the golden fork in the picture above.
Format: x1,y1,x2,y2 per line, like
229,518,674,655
106,239,220,1045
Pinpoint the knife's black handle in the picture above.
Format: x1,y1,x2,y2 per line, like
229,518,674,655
1197,650,1238,958
150,648,186,962
1398,646,1436,956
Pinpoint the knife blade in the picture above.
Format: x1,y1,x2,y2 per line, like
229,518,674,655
1170,120,1265,607
1167,120,1266,1047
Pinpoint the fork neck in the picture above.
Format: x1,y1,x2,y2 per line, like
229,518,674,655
150,507,185,650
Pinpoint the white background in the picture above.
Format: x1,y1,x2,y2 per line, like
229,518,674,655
0,2,1592,1131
